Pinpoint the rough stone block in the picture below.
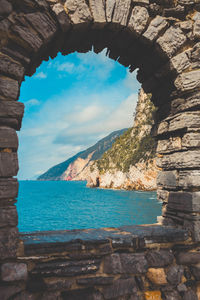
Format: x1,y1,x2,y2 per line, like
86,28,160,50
143,16,168,42
112,0,131,26
157,137,181,154
157,150,200,170
179,169,200,188
1,263,27,281
11,291,37,300
77,276,114,286
166,265,184,285
147,268,167,285
121,253,148,274
25,12,57,42
157,171,178,189
104,253,148,274
12,25,43,53
0,76,19,100
43,278,73,292
183,290,198,300
0,285,23,300
128,6,149,35
0,227,18,259
146,250,174,267
170,51,190,74
0,152,18,177
62,288,103,300
0,178,18,200
0,127,18,149
0,0,12,16
89,0,106,24
0,205,18,227
31,259,100,277
182,132,200,149
175,70,200,93
0,101,24,130
157,26,187,58
167,192,200,213
64,0,92,24
52,3,71,32
177,252,200,265
106,0,116,22
0,53,25,81
157,112,200,136
102,278,138,299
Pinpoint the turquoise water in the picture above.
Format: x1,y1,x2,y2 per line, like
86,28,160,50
17,181,161,232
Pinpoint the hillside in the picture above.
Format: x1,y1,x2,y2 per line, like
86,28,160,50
87,89,158,190
37,129,127,181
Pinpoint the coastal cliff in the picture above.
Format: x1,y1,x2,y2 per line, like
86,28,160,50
86,89,158,191
38,129,126,181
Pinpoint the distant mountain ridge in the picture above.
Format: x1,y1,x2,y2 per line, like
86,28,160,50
38,129,127,181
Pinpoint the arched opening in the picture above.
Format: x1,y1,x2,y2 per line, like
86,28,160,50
1,0,199,243
2,1,200,299
17,49,162,232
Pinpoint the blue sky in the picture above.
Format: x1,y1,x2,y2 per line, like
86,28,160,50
18,50,140,179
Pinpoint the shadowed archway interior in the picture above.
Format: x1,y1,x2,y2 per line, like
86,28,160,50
1,0,200,299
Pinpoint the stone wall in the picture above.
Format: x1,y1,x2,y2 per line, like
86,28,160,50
1,0,200,298
1,225,200,300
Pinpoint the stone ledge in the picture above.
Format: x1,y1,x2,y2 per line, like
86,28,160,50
20,225,189,256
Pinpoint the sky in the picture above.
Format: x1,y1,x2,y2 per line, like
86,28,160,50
18,49,140,180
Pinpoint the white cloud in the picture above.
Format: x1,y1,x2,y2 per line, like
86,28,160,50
67,105,104,124
25,99,40,107
57,62,75,73
34,72,47,79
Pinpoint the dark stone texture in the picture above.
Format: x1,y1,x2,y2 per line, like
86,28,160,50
0,284,23,300
120,253,148,274
146,250,174,267
0,227,18,258
163,290,181,300
166,265,184,285
183,290,198,300
0,0,12,16
0,53,25,81
44,278,73,291
0,101,24,130
167,192,200,213
77,276,114,286
25,12,57,42
0,152,18,177
102,278,138,299
0,76,19,100
12,291,37,300
0,205,18,227
62,288,103,300
21,226,188,254
0,178,18,200
31,259,100,277
12,25,43,53
177,252,200,265
190,265,200,280
104,253,148,274
0,127,18,149
1,262,27,281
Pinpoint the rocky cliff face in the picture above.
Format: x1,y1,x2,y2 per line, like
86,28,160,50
87,89,158,191
38,129,126,181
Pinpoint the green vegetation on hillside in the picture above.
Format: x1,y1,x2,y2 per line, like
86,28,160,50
93,93,157,174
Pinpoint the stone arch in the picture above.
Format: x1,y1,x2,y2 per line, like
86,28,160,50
0,0,200,262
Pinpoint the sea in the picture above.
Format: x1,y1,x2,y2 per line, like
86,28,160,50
17,181,162,233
